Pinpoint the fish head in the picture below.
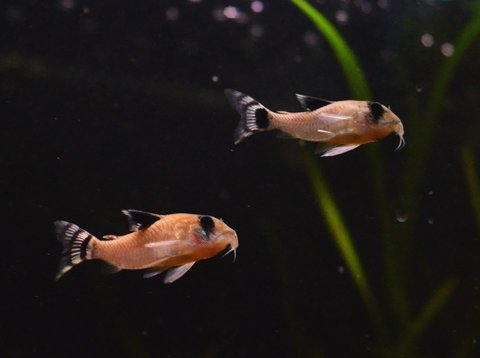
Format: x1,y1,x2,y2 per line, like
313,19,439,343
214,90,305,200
367,102,405,150
191,215,239,260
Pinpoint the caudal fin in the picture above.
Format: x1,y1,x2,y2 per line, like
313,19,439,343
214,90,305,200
224,89,271,144
54,221,95,280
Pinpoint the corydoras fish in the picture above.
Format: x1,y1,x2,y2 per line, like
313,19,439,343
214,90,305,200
225,89,405,157
54,210,239,283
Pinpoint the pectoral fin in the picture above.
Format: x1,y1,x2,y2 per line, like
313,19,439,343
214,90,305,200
122,209,162,231
316,144,361,157
143,268,166,278
316,129,336,140
319,113,352,121
295,94,333,111
163,262,196,284
145,240,193,259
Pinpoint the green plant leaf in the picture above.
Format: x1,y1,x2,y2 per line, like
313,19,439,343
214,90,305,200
290,0,371,100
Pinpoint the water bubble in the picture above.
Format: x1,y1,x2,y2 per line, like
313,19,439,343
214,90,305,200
421,33,434,47
224,6,239,19
335,10,349,24
441,42,455,57
251,1,264,13
303,31,318,48
211,75,219,83
396,212,408,223
415,84,423,93
428,218,434,225
338,266,345,274
428,190,434,195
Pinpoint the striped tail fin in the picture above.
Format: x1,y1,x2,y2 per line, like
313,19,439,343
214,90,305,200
224,89,271,144
54,221,95,280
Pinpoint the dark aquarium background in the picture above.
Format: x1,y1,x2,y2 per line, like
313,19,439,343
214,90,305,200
2,0,480,357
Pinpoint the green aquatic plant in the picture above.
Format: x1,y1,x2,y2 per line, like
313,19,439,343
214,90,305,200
303,153,384,335
404,3,480,218
290,0,370,100
463,146,480,235
291,0,480,356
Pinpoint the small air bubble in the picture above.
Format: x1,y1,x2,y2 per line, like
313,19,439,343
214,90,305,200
415,85,423,93
251,1,264,13
421,33,434,47
428,218,434,225
303,31,318,48
224,6,239,19
335,10,349,24
211,75,219,82
338,266,345,274
396,212,408,223
441,42,455,57
428,190,434,195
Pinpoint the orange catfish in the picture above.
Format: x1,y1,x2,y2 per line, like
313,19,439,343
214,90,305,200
225,89,405,157
54,210,239,283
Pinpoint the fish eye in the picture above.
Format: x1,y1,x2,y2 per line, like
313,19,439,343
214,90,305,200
367,101,385,124
199,215,215,238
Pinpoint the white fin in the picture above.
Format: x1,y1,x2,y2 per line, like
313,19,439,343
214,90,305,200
54,221,95,280
316,129,336,140
144,240,183,249
143,268,166,278
224,89,271,144
144,240,193,260
321,144,360,157
318,113,352,121
163,262,196,284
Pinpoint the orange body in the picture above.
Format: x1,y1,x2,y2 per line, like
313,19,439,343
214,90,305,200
55,211,238,283
91,213,237,271
269,100,402,146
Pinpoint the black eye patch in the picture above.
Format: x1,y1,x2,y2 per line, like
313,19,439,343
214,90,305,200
368,101,385,123
199,215,215,236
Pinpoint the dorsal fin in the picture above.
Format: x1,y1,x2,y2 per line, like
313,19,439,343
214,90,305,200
295,94,333,111
121,209,161,231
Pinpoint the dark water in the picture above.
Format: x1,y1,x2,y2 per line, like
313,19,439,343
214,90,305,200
2,1,480,357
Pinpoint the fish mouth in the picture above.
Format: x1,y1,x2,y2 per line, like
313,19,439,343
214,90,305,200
214,230,239,262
